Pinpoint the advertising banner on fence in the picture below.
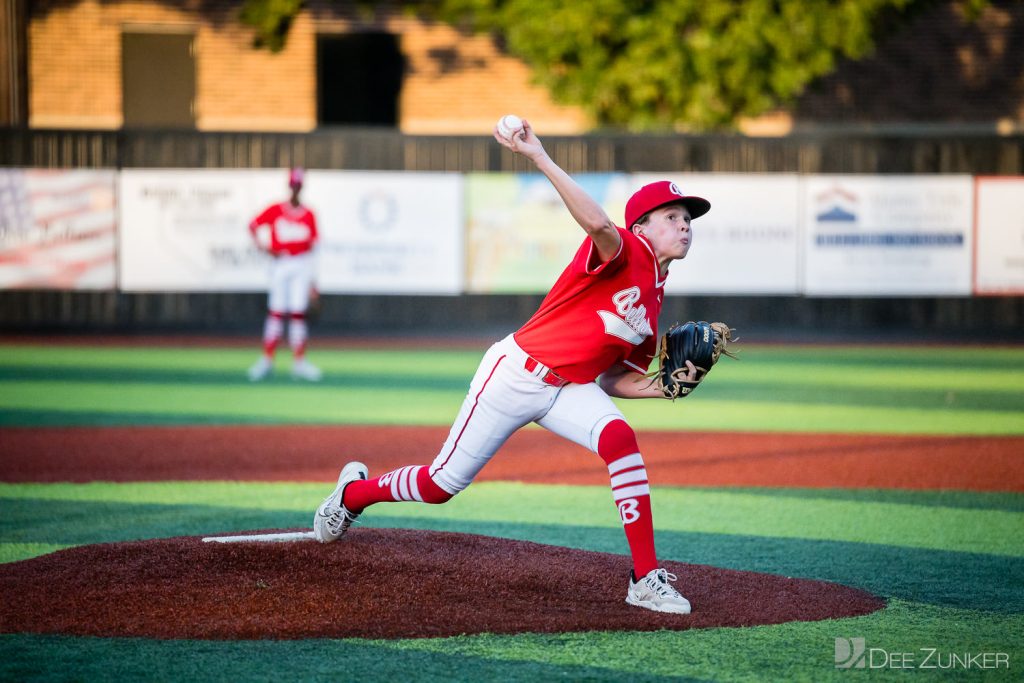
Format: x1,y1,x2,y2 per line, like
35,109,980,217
311,172,462,294
628,173,801,294
120,170,463,294
802,175,973,296
466,172,799,295
120,169,288,291
465,173,632,293
974,177,1024,295
0,169,116,289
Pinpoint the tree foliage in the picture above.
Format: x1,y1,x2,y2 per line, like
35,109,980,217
240,0,988,131
240,0,305,51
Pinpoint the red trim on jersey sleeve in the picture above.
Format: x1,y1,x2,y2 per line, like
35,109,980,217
571,228,628,277
583,231,624,274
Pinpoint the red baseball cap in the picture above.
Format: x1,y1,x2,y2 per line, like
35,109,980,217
288,167,305,188
624,180,710,228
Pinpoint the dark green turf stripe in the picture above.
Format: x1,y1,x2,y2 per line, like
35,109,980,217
0,499,310,544
0,408,299,427
2,365,1020,412
3,499,1020,613
0,366,473,391
692,383,1020,412
743,351,1024,371
693,487,1024,512
0,635,699,683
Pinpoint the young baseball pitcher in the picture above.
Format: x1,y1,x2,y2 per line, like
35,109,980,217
315,119,714,614
247,168,322,382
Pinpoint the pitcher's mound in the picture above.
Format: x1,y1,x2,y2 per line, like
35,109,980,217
0,528,884,639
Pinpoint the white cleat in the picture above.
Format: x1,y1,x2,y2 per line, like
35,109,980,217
291,359,322,382
626,568,692,614
247,356,273,382
313,461,369,543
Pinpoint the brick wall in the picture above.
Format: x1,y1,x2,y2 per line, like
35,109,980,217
197,6,317,131
391,16,590,134
31,0,123,129
26,0,1023,135
28,0,589,133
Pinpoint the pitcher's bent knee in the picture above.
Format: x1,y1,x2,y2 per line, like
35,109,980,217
596,419,640,463
419,467,457,504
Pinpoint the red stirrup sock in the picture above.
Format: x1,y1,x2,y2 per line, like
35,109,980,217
598,419,658,577
342,465,453,514
262,311,284,357
288,312,308,358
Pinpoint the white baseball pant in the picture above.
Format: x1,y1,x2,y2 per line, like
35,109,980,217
429,334,626,494
267,252,314,313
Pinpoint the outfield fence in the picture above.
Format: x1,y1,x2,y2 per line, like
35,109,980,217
1,128,1022,336
2,127,1023,174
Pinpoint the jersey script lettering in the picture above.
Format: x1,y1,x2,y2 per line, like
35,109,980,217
597,286,653,345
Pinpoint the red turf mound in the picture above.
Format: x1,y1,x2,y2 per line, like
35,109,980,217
0,528,884,640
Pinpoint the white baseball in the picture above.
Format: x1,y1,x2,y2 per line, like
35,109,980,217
497,114,524,140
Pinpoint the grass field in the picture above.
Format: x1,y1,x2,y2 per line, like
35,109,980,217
1,341,1023,681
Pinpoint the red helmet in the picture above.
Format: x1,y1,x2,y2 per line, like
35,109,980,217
624,180,710,228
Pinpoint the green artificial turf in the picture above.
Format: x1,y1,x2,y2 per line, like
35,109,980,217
1,601,1020,683
3,481,1022,557
1,481,1022,680
2,341,1022,681
2,344,1023,433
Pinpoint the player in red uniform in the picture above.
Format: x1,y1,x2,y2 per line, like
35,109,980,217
247,168,322,382
314,121,709,614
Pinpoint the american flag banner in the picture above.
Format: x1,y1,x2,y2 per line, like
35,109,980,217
0,169,117,289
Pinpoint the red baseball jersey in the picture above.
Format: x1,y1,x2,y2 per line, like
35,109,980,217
250,202,318,256
514,227,666,384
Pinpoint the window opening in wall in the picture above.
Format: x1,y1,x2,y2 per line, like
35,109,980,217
317,32,403,126
122,31,196,128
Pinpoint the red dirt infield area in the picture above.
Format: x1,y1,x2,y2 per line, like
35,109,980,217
0,528,885,640
3,425,1022,491
0,423,1003,641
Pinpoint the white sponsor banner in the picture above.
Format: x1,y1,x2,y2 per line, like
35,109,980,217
119,170,463,293
627,174,801,294
312,172,462,294
802,175,973,295
975,177,1024,295
0,169,116,289
120,169,284,291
